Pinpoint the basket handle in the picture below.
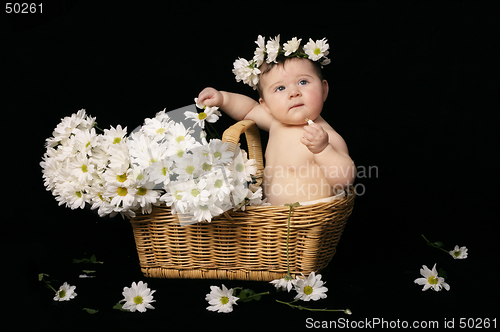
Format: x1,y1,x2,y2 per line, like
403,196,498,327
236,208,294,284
221,120,264,186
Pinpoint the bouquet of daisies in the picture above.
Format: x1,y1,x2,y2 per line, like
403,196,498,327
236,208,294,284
40,102,266,222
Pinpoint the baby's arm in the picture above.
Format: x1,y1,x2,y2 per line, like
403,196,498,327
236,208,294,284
301,122,356,188
197,88,273,131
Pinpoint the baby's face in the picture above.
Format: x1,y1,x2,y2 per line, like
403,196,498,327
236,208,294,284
259,58,328,126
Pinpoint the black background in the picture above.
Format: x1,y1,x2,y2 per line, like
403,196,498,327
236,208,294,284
4,0,498,330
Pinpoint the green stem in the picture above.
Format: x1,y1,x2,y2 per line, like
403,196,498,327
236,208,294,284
46,283,57,293
421,234,449,253
243,291,270,301
276,300,350,313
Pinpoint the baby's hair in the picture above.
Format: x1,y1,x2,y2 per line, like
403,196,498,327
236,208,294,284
257,54,324,98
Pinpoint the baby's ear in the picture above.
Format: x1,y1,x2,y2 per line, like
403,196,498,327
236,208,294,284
322,80,329,102
259,98,271,114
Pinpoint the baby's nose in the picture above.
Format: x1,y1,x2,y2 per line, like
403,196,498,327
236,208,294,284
289,89,301,98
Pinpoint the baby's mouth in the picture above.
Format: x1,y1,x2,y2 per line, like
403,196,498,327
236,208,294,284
289,104,304,110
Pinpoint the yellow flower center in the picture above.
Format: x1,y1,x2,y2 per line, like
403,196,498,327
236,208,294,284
304,286,313,295
162,167,168,176
186,165,195,174
117,173,127,183
198,112,207,120
176,135,185,143
156,128,166,134
75,191,82,198
177,150,184,158
214,179,223,188
453,251,460,257
214,152,222,159
133,296,143,304
174,190,182,200
113,137,121,144
137,188,147,196
191,188,200,197
220,296,229,305
81,164,88,173
202,163,212,171
428,276,438,285
314,48,321,55
58,290,66,298
235,163,245,172
117,187,128,196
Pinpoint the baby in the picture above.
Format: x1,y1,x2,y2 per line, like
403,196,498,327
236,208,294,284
197,35,356,205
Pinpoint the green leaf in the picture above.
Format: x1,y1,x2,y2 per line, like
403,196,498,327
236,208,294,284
73,255,103,264
82,270,96,274
438,268,448,279
38,273,49,282
113,302,129,312
433,241,445,248
83,308,99,314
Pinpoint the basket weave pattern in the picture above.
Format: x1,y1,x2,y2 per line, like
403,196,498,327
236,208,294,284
130,120,355,281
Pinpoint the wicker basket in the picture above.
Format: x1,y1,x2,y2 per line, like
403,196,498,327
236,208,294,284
129,120,355,281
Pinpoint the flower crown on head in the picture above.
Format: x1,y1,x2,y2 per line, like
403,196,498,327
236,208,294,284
232,35,331,89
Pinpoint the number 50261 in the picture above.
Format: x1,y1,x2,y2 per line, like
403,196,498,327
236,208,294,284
6,3,42,14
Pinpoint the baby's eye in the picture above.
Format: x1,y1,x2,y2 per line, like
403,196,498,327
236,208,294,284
275,86,285,92
299,79,308,85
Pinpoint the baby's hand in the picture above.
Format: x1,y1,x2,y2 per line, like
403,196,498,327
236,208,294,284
300,123,329,154
197,87,224,108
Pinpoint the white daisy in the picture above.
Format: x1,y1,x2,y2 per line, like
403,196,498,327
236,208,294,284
161,181,189,214
283,37,302,56
303,38,330,61
141,110,171,138
232,58,261,89
128,132,167,170
107,142,131,173
253,35,266,67
120,281,156,313
165,122,198,149
135,182,160,215
231,149,257,183
101,124,128,145
414,264,450,291
103,166,134,187
73,127,99,156
54,181,88,210
47,109,94,148
207,139,233,165
53,282,77,301
205,168,233,202
185,105,221,129
449,245,468,259
294,272,328,301
191,195,225,222
265,35,280,63
106,183,137,210
68,152,95,185
147,157,173,185
205,284,239,313
40,150,62,191
173,154,202,182
270,275,297,292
